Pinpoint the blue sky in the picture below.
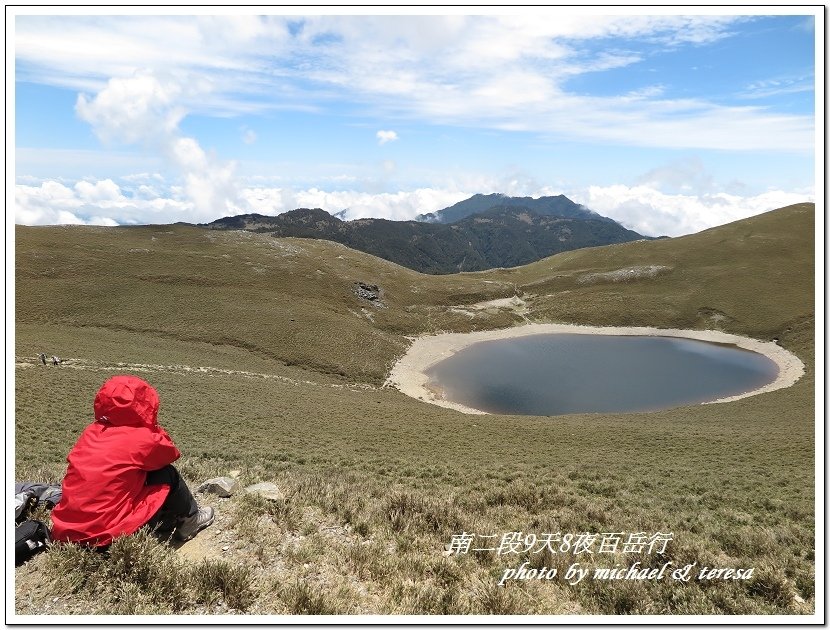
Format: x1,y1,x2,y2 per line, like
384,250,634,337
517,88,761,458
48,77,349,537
11,10,819,236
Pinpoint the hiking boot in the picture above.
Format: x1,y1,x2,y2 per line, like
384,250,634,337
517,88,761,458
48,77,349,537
175,507,215,542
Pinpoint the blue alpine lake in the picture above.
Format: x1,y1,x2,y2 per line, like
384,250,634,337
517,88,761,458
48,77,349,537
425,334,779,416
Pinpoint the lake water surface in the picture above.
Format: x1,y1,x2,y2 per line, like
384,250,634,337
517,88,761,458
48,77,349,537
425,334,779,416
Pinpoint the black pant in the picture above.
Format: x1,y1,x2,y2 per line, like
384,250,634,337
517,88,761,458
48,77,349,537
145,465,198,534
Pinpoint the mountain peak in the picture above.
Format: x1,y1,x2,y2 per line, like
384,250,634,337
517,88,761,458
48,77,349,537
416,193,609,225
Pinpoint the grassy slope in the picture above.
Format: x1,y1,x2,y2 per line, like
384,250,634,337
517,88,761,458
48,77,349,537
14,203,815,615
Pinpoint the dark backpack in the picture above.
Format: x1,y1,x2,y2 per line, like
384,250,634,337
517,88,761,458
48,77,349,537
14,482,61,566
15,519,51,566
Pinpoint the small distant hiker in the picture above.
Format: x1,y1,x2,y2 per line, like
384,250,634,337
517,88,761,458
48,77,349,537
50,375,215,548
51,356,61,366
39,353,47,365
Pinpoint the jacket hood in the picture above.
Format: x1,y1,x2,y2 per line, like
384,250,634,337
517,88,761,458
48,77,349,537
93,375,160,428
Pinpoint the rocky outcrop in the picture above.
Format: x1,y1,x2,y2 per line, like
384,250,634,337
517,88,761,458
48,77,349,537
354,282,385,307
244,482,285,502
196,477,239,498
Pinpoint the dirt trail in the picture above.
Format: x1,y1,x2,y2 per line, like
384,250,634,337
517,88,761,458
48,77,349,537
14,357,377,393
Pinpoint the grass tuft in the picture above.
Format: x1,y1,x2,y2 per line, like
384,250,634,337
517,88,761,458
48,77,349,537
190,559,256,611
282,581,336,615
39,529,256,613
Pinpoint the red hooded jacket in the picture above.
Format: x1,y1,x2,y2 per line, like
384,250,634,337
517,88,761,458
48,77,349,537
51,375,181,547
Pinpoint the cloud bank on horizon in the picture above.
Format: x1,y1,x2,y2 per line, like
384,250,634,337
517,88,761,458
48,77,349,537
13,11,817,237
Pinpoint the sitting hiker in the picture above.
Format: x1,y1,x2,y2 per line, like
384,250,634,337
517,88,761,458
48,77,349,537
50,375,214,548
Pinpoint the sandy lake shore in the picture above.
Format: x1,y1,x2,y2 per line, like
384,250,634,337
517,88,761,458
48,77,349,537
385,323,806,415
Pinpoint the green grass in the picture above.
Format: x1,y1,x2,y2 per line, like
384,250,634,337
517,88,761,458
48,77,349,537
13,203,815,616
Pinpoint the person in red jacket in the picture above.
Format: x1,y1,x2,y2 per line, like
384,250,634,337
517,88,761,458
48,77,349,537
51,375,214,547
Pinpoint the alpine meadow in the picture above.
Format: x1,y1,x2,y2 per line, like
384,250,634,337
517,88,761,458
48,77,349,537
14,202,815,616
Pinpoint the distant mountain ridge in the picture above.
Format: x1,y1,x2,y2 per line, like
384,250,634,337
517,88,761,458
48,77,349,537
203,194,645,274
416,193,611,224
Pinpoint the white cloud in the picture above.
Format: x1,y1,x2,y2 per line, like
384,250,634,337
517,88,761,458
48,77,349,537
15,175,472,226
15,179,193,226
169,137,238,218
15,16,289,97
74,178,123,201
287,15,812,152
75,72,239,220
14,14,814,152
741,74,814,99
14,176,455,226
570,185,813,237
376,130,399,145
76,73,185,145
636,157,714,194
15,148,166,181
37,180,75,201
238,186,469,222
121,172,166,184
242,128,257,144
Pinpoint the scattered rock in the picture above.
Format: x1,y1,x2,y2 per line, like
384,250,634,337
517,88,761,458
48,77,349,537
244,481,285,502
794,594,805,604
578,265,671,285
228,470,241,479
353,282,385,307
196,477,239,498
